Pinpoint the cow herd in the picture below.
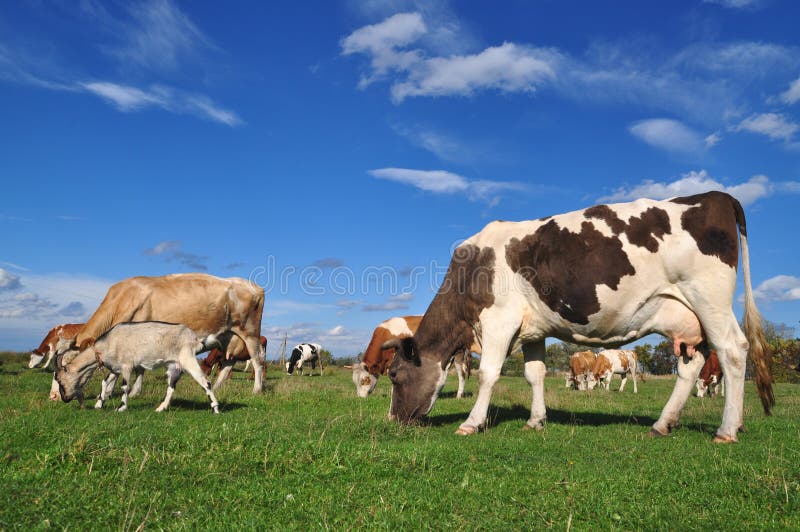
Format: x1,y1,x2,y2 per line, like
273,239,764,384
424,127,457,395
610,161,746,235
25,191,775,443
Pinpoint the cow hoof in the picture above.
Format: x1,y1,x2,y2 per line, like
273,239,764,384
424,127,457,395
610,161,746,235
94,402,103,410
212,407,220,415
387,414,396,421
738,424,747,433
455,425,478,436
712,434,738,444
523,420,546,431
647,427,670,438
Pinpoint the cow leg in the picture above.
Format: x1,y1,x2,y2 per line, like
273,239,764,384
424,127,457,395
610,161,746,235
522,340,547,431
43,351,55,370
129,368,144,398
454,358,467,399
180,350,220,414
156,364,183,412
95,372,118,409
116,366,133,412
618,372,628,392
455,310,519,435
651,352,705,436
720,376,725,397
242,335,265,394
213,362,235,391
244,359,252,372
632,366,638,394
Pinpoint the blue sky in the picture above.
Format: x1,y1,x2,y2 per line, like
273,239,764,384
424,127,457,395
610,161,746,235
1,0,799,356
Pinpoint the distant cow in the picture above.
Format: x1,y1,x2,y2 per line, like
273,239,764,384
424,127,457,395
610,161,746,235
55,322,221,413
352,315,477,399
287,343,323,375
696,351,724,398
200,336,267,390
567,350,596,390
29,323,84,370
588,350,638,393
62,273,266,393
384,192,773,444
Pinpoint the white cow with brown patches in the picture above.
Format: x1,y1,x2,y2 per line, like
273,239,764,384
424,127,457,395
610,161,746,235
587,350,638,393
385,192,773,444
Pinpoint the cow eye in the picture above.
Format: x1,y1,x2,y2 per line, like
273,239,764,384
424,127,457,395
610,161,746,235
388,370,398,382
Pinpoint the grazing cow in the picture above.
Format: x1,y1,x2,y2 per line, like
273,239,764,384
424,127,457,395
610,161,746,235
588,350,638,393
352,315,477,399
287,343,323,375
29,323,84,370
696,351,724,398
63,273,266,393
567,350,596,390
384,192,773,443
200,336,267,390
55,322,221,413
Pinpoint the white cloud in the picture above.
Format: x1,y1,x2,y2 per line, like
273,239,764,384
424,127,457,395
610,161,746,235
780,77,800,105
369,168,468,193
341,14,800,124
327,325,345,336
599,170,775,206
703,0,763,9
143,240,208,270
735,113,799,142
80,82,242,126
628,118,708,153
751,275,800,302
704,132,722,148
111,0,211,72
368,167,524,205
0,268,22,292
390,42,558,103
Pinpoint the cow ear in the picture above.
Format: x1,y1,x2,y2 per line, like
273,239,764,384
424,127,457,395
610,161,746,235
399,337,419,364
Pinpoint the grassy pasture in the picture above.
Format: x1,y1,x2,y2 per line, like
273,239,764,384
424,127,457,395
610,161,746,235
1,356,799,530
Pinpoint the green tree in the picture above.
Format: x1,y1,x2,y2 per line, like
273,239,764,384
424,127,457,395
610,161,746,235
647,340,677,375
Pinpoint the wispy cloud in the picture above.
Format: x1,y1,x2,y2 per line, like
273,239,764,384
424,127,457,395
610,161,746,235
108,0,212,73
311,258,345,269
342,13,800,125
703,0,764,10
735,112,799,143
0,268,22,292
598,170,794,206
368,167,524,205
751,275,800,302
363,301,410,312
79,81,242,126
780,77,800,105
628,118,710,154
144,240,208,270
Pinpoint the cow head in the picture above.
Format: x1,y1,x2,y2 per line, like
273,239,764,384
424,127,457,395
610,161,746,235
352,362,378,398
287,347,302,374
28,349,46,368
385,337,447,423
695,377,708,397
53,348,97,405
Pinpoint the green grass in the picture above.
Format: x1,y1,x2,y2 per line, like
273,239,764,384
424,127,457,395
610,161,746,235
2,356,799,530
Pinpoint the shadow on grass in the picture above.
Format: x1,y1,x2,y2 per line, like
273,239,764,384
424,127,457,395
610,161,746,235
439,391,474,399
425,405,719,434
154,398,248,413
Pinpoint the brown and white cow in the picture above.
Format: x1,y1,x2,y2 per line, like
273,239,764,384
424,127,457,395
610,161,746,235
200,335,267,390
352,315,476,399
588,350,638,393
567,350,596,390
696,350,724,398
384,192,773,443
62,273,266,393
29,323,85,370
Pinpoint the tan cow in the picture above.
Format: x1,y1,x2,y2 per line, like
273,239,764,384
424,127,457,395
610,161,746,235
352,315,477,398
588,350,638,393
64,273,266,393
567,350,596,390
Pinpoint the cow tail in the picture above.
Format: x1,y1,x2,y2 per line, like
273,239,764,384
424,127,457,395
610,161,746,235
733,196,774,415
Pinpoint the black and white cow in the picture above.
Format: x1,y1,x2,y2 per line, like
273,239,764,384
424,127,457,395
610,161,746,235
286,343,322,375
384,192,773,444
